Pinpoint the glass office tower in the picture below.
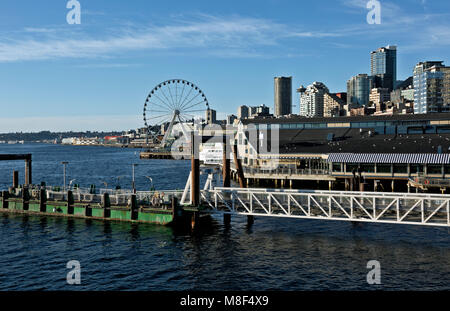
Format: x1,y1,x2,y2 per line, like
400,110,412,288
371,46,397,91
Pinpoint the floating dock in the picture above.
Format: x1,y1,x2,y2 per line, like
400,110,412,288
0,186,200,228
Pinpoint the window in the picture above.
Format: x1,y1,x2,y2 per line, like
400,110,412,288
361,164,375,173
427,165,442,174
410,164,423,174
346,163,359,172
444,165,450,174
377,164,391,173
332,163,342,172
393,164,408,174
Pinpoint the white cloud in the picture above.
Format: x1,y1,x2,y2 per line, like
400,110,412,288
0,15,285,62
0,115,141,132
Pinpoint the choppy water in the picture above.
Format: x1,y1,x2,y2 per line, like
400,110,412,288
0,144,449,291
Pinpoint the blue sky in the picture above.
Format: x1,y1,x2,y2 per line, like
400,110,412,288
0,0,449,132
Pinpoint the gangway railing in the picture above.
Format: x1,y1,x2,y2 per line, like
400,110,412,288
200,187,450,228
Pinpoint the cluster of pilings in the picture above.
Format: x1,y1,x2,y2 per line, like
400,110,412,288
189,134,254,230
0,154,32,186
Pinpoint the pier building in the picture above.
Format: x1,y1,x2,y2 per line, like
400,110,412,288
235,113,450,193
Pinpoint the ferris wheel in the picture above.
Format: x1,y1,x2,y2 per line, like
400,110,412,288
143,79,210,147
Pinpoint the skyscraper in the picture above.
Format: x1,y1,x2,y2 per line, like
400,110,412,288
347,74,373,109
413,61,450,114
274,77,292,116
237,105,249,119
371,45,397,91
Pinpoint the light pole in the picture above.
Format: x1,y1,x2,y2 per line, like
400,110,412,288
132,164,138,193
61,161,69,191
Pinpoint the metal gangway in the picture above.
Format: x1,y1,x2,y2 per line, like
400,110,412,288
199,187,450,228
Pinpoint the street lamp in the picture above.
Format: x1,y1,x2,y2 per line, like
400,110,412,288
61,161,69,191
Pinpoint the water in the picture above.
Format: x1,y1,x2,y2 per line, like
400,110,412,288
0,144,449,291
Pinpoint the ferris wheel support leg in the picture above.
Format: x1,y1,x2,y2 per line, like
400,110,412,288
161,113,177,148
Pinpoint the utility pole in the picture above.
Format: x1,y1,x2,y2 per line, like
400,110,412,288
61,161,69,191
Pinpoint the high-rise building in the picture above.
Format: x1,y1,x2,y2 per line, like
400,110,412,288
299,82,329,117
274,77,292,116
206,108,217,124
227,114,237,125
250,105,270,118
371,45,397,91
237,105,249,119
413,61,450,114
369,88,391,106
324,93,345,117
347,74,373,109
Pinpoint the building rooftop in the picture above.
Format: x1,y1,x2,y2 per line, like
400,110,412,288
242,112,450,125
245,128,450,155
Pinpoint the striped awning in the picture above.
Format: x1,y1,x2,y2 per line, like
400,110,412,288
259,155,322,160
327,153,450,164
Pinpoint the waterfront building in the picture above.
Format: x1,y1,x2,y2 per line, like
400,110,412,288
235,113,450,192
371,45,397,91
274,77,292,116
414,61,450,114
299,82,329,118
347,74,373,109
237,105,249,119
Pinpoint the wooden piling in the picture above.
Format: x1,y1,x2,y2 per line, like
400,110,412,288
13,171,19,189
25,158,32,186
222,136,231,188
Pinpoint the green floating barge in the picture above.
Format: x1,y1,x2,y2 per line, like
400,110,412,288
0,186,199,227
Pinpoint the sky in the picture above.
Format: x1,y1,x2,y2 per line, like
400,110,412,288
0,0,449,132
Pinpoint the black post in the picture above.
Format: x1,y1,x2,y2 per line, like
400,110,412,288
171,197,179,223
131,194,138,220
191,133,200,207
39,188,46,212
2,191,9,209
22,187,29,211
102,193,111,218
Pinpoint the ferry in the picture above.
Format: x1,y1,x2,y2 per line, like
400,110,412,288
199,142,223,165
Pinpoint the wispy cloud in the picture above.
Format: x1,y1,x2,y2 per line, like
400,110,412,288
0,15,287,62
1,9,450,63
0,115,141,132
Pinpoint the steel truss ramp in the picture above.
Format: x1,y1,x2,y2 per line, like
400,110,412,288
200,188,450,228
